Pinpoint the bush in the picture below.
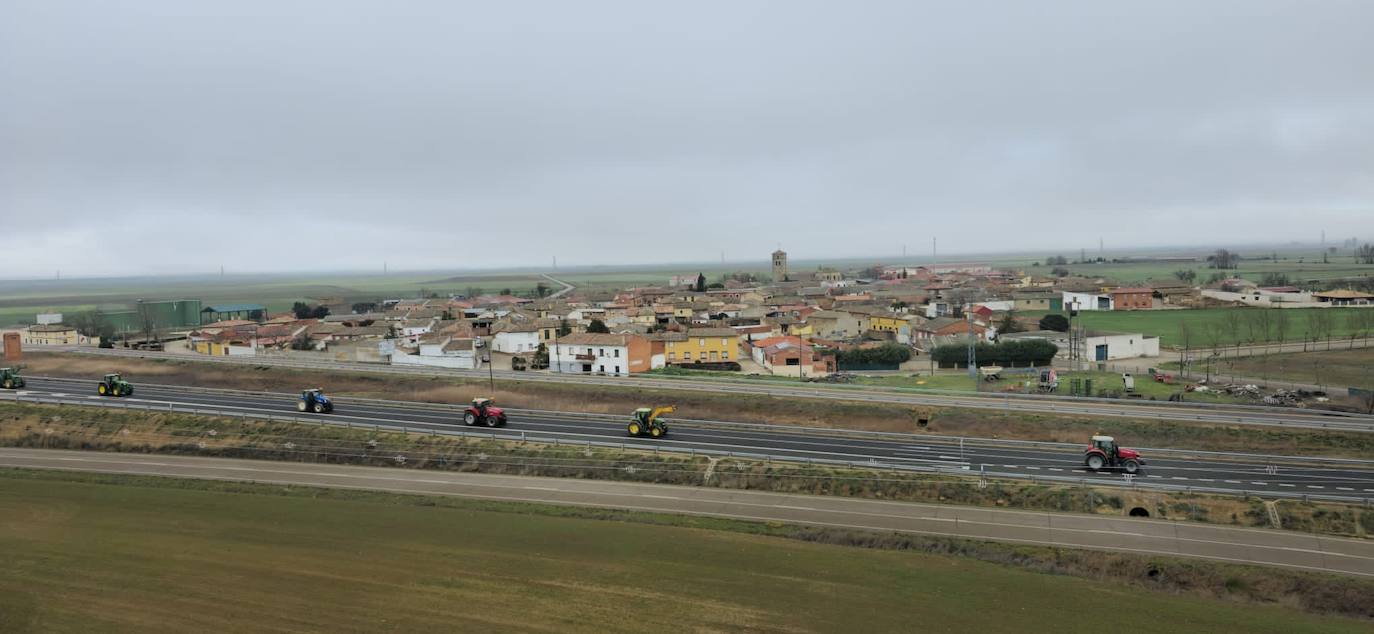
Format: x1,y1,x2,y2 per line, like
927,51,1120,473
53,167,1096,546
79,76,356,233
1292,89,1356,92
932,339,1058,367
837,344,911,368
1038,314,1069,332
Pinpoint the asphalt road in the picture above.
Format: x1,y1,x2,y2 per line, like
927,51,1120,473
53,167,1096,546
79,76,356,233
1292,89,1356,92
2,448,1370,577
9,376,1374,500
37,346,1374,432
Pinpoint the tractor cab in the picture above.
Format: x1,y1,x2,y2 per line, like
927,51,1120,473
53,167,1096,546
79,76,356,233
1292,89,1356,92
0,367,24,390
298,388,333,413
628,406,673,438
1090,435,1118,457
98,373,133,397
463,397,507,427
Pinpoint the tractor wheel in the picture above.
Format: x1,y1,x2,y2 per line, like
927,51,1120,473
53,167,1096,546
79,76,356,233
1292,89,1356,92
124,387,133,396
313,402,325,413
485,415,501,428
1085,454,1105,471
2,379,11,389
627,422,642,436
99,384,108,396
1122,459,1140,475
297,401,307,412
463,412,477,425
649,425,664,439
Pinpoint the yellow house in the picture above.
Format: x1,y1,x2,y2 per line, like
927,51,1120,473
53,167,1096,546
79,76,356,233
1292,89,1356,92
868,313,906,333
23,324,79,345
665,327,739,364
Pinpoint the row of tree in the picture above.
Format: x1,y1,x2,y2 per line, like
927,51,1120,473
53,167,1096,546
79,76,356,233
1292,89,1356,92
836,343,911,368
931,339,1059,368
1179,308,1374,356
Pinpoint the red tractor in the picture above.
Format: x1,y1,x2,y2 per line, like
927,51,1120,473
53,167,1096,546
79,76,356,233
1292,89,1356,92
463,397,507,427
1083,435,1144,474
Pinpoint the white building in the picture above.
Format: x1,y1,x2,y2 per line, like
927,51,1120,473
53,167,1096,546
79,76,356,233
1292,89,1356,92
393,336,480,369
492,324,540,354
1062,291,1113,311
552,333,648,376
1001,330,1159,361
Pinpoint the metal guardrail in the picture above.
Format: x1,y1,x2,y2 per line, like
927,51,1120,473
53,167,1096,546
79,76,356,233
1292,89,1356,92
24,375,1374,467
36,345,1374,423
2,390,1369,506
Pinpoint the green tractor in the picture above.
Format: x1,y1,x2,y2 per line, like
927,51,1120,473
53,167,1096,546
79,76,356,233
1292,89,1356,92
0,367,24,390
627,406,674,438
97,373,134,397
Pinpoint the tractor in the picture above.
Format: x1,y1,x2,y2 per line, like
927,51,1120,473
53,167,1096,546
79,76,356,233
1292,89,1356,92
1083,435,1144,474
628,406,673,438
97,373,133,397
298,388,333,413
0,367,24,390
463,397,507,427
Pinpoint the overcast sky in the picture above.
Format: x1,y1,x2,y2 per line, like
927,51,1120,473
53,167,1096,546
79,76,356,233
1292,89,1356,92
2,1,1372,277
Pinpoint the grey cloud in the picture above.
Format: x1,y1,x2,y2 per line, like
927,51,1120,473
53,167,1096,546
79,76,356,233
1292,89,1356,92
1,0,1371,276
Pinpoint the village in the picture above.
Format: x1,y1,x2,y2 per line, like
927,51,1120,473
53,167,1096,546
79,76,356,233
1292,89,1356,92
11,250,1374,403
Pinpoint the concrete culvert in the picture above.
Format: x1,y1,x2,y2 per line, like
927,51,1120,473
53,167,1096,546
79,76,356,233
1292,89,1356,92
1129,507,1151,517
1146,567,1161,579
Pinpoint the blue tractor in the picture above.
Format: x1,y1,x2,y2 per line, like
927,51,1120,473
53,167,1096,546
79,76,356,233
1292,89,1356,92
298,388,333,413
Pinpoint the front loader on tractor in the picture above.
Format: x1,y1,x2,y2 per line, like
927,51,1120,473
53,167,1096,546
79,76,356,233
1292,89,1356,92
628,406,673,438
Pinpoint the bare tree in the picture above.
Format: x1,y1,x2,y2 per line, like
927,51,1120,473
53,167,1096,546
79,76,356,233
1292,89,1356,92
1272,309,1290,354
1222,309,1243,357
1309,310,1335,351
1177,320,1193,379
1205,322,1227,382
1347,310,1364,350
1254,309,1274,355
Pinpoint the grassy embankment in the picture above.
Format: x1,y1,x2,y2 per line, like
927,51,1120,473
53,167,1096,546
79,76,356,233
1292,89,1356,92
16,351,1374,457
1213,348,1374,391
1,469,1371,632
3,402,1371,539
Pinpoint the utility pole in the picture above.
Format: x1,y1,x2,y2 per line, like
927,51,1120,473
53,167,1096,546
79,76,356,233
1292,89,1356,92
932,237,937,263
966,312,977,380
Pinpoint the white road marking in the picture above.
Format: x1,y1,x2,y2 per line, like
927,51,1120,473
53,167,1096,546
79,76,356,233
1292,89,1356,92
1048,468,1064,472
1224,480,1242,484
1002,464,1017,469
1197,478,1214,482
1336,487,1355,491
1171,477,1188,480
775,505,816,511
640,494,683,500
1307,486,1325,489
1251,482,1268,485
523,486,560,492
1147,475,1163,479
937,455,961,461
1278,484,1296,487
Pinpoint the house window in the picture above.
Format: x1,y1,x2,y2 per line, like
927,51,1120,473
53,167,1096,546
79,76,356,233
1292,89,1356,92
614,365,621,374
614,349,620,358
599,348,605,356
698,338,705,347
668,352,675,361
599,365,605,373
722,350,729,359
683,351,692,360
710,351,718,361
721,338,728,346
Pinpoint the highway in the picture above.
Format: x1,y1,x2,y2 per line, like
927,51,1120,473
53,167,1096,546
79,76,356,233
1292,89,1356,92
7,376,1374,501
35,346,1374,432
1,448,1370,577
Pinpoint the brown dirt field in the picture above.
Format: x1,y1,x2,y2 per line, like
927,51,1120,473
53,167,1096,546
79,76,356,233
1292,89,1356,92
13,351,1374,457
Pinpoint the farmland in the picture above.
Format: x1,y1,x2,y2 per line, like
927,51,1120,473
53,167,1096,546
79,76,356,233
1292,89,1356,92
1,469,1368,633
1029,307,1372,348
1222,348,1374,390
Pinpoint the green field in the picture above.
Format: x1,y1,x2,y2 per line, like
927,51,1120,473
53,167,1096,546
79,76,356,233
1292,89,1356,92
1030,307,1371,347
0,470,1366,633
